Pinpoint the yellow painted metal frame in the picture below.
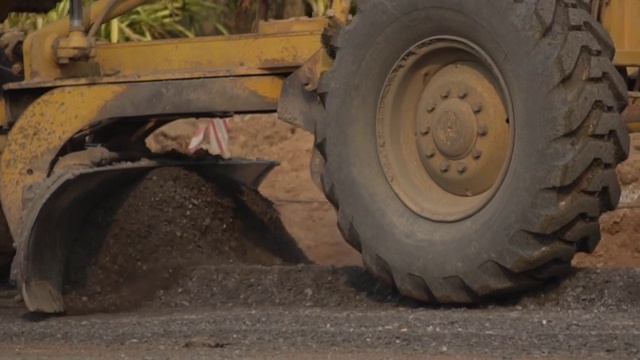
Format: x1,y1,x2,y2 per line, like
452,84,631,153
601,0,640,67
18,17,325,87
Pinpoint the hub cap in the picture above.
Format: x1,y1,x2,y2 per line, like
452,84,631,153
377,37,514,222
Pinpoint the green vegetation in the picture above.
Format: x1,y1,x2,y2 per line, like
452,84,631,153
2,0,336,42
3,0,228,42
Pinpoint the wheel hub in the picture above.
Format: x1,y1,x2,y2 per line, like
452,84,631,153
376,37,514,221
414,62,509,197
430,98,477,160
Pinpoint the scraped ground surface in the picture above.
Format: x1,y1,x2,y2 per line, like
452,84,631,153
0,115,639,359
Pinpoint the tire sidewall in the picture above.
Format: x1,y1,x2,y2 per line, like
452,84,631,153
324,1,567,275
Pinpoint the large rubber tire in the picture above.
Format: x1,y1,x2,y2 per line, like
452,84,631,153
316,0,629,303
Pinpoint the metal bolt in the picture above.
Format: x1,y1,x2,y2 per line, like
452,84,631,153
471,148,483,160
425,146,436,158
457,88,468,99
457,162,467,174
426,101,436,113
440,161,450,173
472,102,483,113
478,123,489,136
420,124,431,135
422,71,431,85
440,88,450,99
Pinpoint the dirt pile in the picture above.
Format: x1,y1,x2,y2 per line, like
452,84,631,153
574,136,640,268
574,208,640,268
63,167,309,315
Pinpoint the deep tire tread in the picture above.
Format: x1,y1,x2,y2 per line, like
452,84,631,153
315,0,628,304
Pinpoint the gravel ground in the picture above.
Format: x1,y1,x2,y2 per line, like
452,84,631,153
1,266,639,359
1,122,639,359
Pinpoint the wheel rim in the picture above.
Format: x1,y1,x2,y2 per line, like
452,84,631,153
377,36,514,222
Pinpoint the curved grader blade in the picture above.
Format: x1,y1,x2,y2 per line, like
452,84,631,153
7,157,277,313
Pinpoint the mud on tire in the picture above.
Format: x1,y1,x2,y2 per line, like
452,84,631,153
316,0,629,303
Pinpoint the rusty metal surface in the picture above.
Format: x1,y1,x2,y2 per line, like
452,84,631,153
0,76,282,247
376,37,513,222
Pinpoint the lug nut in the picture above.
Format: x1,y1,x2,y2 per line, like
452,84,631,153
478,123,489,136
425,146,436,158
471,148,482,160
422,71,431,85
440,161,450,173
426,102,436,113
420,124,431,135
457,88,468,99
440,88,450,99
472,102,483,113
457,162,467,174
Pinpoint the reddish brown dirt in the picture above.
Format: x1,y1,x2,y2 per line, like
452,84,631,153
147,115,640,269
64,167,309,315
574,139,640,268
227,114,362,266
574,208,640,267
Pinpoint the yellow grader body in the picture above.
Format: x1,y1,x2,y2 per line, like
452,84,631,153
0,0,636,313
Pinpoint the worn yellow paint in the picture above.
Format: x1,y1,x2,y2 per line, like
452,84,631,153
257,17,326,35
0,74,284,240
601,0,640,66
22,0,148,80
613,51,640,67
5,67,279,90
242,76,284,102
87,32,322,81
22,30,323,86
0,84,125,239
22,3,323,85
